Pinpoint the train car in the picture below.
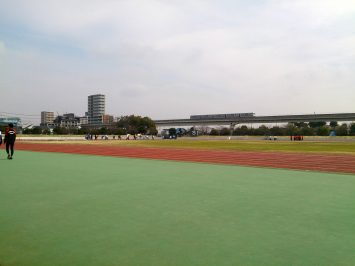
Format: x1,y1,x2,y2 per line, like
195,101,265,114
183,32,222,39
239,113,255,118
190,113,255,120
190,115,202,120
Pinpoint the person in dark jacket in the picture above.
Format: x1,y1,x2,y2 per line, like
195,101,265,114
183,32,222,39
4,123,16,159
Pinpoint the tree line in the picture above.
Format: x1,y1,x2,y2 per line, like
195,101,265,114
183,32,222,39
19,118,355,136
208,121,355,136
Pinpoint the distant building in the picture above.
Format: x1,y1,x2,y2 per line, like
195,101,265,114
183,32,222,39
102,114,114,124
0,117,21,128
80,116,89,125
53,113,81,128
41,111,54,126
88,94,105,125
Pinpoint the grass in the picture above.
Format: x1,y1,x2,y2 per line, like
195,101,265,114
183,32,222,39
26,138,355,155
1,151,355,265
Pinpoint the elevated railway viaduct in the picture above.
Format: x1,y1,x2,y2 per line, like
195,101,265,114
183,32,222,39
155,113,355,128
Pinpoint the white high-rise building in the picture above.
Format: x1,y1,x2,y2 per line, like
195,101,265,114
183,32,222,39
88,94,105,125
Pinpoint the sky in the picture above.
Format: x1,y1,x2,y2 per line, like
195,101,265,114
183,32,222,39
0,0,354,124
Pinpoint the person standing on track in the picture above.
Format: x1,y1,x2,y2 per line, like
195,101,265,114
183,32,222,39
0,130,3,156
4,123,16,160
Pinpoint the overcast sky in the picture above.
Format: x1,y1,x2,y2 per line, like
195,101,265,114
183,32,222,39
0,0,354,124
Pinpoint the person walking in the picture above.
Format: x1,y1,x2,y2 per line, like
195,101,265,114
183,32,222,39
4,123,16,160
0,130,2,149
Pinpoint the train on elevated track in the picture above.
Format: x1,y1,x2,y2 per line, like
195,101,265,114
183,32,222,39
190,113,255,120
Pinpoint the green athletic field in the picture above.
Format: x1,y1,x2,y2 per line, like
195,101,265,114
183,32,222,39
1,151,354,266
35,138,355,155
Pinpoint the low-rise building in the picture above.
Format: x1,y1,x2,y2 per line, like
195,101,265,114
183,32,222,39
103,114,114,124
0,117,21,128
53,113,81,128
80,116,89,125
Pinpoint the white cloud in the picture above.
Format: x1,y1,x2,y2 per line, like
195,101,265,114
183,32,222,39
0,0,354,119
281,0,355,26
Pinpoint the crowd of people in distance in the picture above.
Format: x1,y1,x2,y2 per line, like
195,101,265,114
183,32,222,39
0,123,17,160
290,135,304,141
85,133,155,141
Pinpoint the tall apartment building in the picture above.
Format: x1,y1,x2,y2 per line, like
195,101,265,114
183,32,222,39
88,94,105,125
41,111,54,125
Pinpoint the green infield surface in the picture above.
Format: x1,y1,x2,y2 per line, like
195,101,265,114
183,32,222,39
1,151,355,266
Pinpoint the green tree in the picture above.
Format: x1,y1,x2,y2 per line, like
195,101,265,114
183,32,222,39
42,128,51,135
117,115,157,135
168,128,177,135
329,121,338,128
220,127,231,136
294,122,308,128
210,128,219,136
150,128,158,135
99,127,108,134
53,127,61,134
237,125,250,135
335,124,348,136
270,126,285,136
309,121,326,128
113,128,127,135
53,127,69,135
316,125,330,136
300,126,314,136
349,123,355,136
31,127,42,134
257,125,270,135
22,128,32,134
77,128,88,135
285,123,299,135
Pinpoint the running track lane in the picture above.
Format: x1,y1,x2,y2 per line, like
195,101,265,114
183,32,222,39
15,142,355,174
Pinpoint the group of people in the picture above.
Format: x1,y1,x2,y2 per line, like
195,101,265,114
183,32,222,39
290,135,304,141
0,123,17,160
85,134,115,140
85,133,155,141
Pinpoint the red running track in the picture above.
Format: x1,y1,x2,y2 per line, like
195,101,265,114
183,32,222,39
15,142,355,174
